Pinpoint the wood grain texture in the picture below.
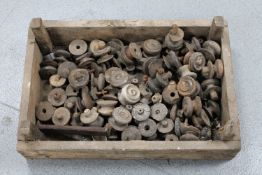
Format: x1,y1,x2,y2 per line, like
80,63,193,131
43,20,211,46
220,21,240,141
30,18,53,54
17,140,240,159
17,29,42,141
208,16,225,42
17,18,241,159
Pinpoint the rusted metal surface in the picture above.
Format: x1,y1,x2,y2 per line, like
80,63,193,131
165,134,179,141
162,81,180,105
164,24,184,50
138,119,157,137
47,88,67,107
36,101,55,121
142,39,162,56
80,107,99,124
177,76,199,97
52,107,71,126
151,103,168,121
89,39,111,57
97,99,118,116
157,118,174,134
35,23,226,142
118,84,141,105
39,66,57,80
112,106,132,125
121,126,142,141
37,122,108,136
132,103,150,122
68,69,90,89
57,61,77,78
69,39,88,56
49,74,66,87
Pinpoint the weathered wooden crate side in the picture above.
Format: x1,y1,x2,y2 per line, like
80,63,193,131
17,18,240,159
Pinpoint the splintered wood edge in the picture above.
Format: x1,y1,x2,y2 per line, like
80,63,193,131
17,141,240,159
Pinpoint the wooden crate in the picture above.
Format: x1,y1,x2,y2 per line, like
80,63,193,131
16,17,241,159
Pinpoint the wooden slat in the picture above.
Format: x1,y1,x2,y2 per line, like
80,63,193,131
30,18,53,54
17,141,240,159
220,22,240,141
43,19,212,28
17,29,42,141
42,20,211,46
208,16,225,42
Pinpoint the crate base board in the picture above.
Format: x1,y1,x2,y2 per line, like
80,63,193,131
17,141,240,159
